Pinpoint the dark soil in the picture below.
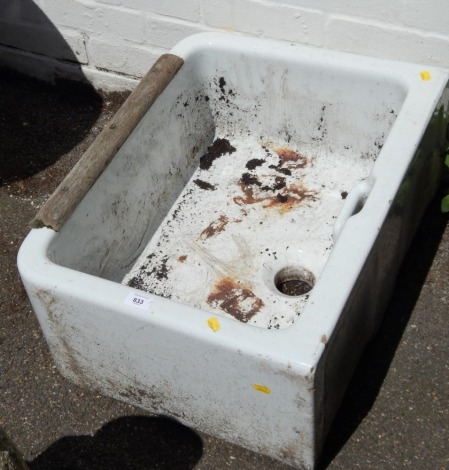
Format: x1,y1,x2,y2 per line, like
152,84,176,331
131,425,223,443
269,164,291,175
246,158,265,170
199,138,236,170
261,175,286,192
218,77,226,93
241,172,261,187
151,255,170,281
127,276,145,290
276,279,313,296
194,179,216,190
276,194,289,203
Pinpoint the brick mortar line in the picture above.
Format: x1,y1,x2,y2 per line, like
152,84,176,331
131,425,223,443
77,0,203,27
325,12,449,41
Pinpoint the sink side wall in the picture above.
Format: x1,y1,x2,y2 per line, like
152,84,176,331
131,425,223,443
49,60,215,281
193,47,407,159
314,91,449,457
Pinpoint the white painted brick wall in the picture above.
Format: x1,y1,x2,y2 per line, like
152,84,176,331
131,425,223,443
0,0,448,89
202,0,324,46
143,14,207,49
88,36,162,76
325,15,449,68
278,0,404,23
0,19,88,63
95,0,201,22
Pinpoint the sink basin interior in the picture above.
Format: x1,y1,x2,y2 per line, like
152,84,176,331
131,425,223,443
49,43,407,328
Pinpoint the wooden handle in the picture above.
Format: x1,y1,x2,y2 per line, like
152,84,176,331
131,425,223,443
32,53,184,231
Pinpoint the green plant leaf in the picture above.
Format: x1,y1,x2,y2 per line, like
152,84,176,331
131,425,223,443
445,153,449,168
441,194,449,213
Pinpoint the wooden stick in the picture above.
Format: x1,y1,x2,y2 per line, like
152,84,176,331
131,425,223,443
32,53,184,231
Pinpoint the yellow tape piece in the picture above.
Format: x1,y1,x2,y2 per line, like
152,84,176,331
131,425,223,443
420,70,431,81
207,317,221,332
253,384,271,394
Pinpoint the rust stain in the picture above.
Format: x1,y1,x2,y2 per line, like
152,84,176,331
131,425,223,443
207,277,264,323
274,147,308,169
177,255,187,263
234,181,316,212
234,145,316,212
199,215,228,240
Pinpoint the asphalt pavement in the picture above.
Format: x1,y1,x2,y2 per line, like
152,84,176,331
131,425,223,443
0,69,448,470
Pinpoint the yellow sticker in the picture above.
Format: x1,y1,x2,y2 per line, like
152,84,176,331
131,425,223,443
253,384,271,394
207,317,221,332
420,70,431,81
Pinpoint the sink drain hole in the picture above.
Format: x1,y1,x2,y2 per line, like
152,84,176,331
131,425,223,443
275,266,315,296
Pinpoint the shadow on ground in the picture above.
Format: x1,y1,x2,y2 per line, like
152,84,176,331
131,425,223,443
28,416,203,470
0,0,102,185
318,194,449,468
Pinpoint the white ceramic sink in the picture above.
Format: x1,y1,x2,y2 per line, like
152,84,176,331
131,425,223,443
18,33,449,468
